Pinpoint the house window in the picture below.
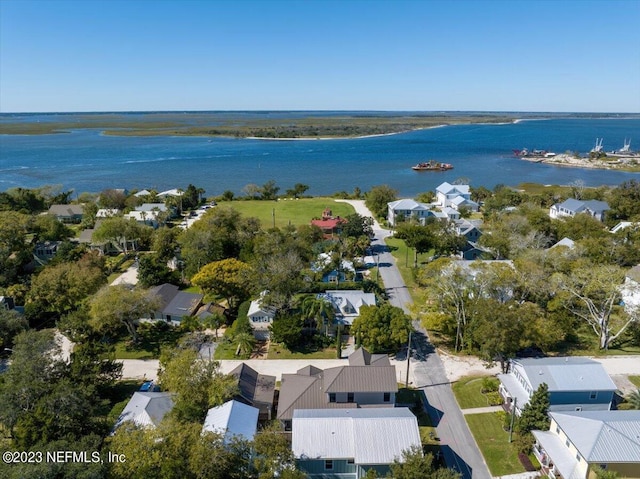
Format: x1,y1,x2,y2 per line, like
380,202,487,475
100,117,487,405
329,393,336,403
555,426,560,434
590,391,597,400
383,392,391,402
565,439,570,448
575,406,582,412
576,454,581,462
325,460,333,470
347,459,354,465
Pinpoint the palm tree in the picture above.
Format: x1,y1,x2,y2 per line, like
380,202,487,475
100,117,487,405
234,332,255,357
628,389,640,410
301,296,335,336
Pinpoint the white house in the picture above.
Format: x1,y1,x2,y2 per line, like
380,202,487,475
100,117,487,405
319,290,376,325
435,182,471,207
248,292,276,340
96,208,121,218
387,199,432,226
450,195,479,212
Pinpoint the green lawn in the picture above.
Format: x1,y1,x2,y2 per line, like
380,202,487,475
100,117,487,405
629,375,640,388
112,326,185,359
267,342,338,359
219,198,355,228
452,375,499,409
384,236,433,301
214,340,251,360
465,413,526,476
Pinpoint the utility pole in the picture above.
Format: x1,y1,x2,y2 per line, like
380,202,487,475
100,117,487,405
508,397,517,443
272,208,276,229
405,330,412,388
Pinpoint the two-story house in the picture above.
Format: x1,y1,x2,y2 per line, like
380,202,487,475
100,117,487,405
318,290,377,326
435,182,472,208
48,204,84,223
247,291,276,340
276,348,397,430
293,408,421,479
532,411,640,479
498,357,617,415
387,199,433,226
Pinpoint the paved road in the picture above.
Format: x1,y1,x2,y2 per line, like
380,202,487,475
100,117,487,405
341,199,491,479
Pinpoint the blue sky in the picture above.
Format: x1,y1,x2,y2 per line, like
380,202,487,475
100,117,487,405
1,0,639,113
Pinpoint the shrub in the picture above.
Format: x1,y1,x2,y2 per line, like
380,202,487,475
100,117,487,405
481,377,499,393
485,391,503,406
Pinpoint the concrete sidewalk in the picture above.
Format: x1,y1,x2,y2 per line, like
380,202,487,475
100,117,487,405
461,406,503,415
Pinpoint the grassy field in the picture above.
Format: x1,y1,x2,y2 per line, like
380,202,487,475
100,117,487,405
221,198,355,228
452,376,499,409
267,342,338,359
465,413,526,476
629,376,640,388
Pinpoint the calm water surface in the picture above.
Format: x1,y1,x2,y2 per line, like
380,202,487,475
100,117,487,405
1,117,638,196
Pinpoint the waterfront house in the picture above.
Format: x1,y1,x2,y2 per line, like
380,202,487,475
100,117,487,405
247,291,276,340
229,363,276,421
293,408,421,479
149,283,203,324
48,204,84,223
435,182,471,208
276,348,397,430
318,290,376,326
498,357,617,415
549,199,610,222
202,400,259,443
621,264,640,313
450,195,480,212
387,199,433,226
532,410,640,479
113,391,174,430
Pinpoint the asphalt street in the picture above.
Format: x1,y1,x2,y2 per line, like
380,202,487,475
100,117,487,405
365,209,492,479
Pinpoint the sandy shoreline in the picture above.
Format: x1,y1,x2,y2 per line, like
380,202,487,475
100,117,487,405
518,153,639,171
245,124,450,141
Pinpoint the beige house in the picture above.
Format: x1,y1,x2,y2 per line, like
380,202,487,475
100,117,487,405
532,411,640,479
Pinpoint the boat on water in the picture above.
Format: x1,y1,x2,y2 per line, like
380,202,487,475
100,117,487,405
513,148,556,159
411,160,453,171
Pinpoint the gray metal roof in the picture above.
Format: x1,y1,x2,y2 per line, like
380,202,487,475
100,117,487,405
388,199,430,211
150,283,202,318
292,408,421,465
48,204,84,216
513,357,617,392
348,348,390,367
114,392,174,429
277,363,397,421
551,411,640,463
202,399,259,443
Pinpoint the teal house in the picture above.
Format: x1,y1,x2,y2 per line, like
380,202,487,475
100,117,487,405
292,408,421,479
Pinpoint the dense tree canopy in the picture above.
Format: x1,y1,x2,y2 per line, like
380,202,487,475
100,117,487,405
352,304,413,352
365,184,398,218
192,258,253,312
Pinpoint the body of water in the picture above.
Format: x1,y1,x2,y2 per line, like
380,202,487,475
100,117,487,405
1,115,639,197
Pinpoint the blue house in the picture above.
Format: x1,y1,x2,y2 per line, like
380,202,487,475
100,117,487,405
498,357,617,415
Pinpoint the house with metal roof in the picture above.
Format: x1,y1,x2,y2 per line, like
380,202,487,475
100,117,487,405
277,348,397,430
498,357,617,415
202,400,259,444
149,283,203,324
435,182,471,208
387,199,434,226
229,363,275,421
317,290,376,326
549,199,610,222
292,408,421,479
532,411,640,479
113,391,174,431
